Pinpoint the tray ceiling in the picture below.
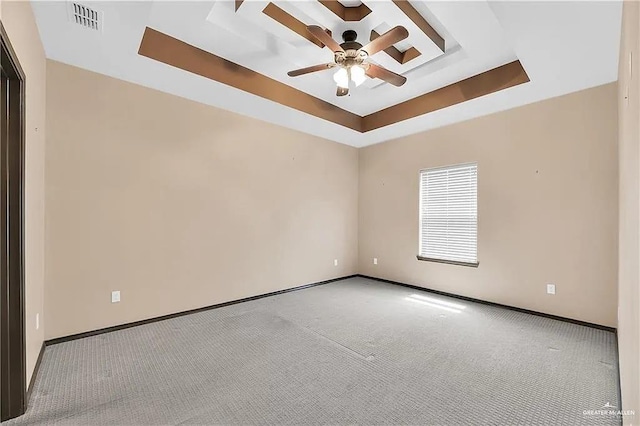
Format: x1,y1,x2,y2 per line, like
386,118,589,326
31,0,622,147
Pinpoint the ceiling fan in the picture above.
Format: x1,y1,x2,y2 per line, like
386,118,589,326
287,26,409,97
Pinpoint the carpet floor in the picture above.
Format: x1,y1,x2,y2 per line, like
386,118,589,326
4,277,620,425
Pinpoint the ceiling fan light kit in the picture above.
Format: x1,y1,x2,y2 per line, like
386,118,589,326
350,65,366,86
333,65,366,89
333,67,350,89
287,25,409,97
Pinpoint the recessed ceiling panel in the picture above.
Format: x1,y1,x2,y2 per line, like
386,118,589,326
30,0,622,146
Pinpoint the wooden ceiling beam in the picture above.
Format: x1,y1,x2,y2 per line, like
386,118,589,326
391,0,445,52
370,30,421,65
137,27,362,131
262,3,331,49
318,0,372,22
137,28,530,133
363,61,530,131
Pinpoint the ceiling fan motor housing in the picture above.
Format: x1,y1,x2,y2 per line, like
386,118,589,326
335,30,367,68
339,30,363,52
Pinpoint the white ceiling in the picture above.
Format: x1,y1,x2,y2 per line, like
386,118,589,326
31,0,622,147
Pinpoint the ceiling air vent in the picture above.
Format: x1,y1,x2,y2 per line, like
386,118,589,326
68,2,102,32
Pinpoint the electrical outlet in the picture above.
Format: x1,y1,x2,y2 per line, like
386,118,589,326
334,259,338,266
373,258,378,265
546,284,556,295
111,290,121,303
36,313,39,330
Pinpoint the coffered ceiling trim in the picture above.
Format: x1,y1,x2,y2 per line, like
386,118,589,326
391,0,445,52
262,3,331,49
370,29,421,64
318,0,372,22
138,27,529,133
137,27,362,131
363,60,530,131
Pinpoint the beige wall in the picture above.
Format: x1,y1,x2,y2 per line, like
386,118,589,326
618,1,640,423
0,0,631,417
46,60,620,335
0,2,47,384
359,83,618,327
45,60,358,339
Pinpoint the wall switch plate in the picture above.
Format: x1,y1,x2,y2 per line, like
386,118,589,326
334,259,338,266
36,313,39,330
373,258,378,265
546,284,556,295
111,290,121,303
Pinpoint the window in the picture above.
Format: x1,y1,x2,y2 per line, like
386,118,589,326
418,163,478,267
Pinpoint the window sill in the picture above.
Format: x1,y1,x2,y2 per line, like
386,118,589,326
416,255,479,268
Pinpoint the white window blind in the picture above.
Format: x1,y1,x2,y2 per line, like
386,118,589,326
419,163,478,265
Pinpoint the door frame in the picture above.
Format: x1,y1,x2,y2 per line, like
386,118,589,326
0,20,27,422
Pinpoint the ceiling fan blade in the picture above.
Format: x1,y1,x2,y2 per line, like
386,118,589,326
366,64,407,87
336,86,349,96
287,63,335,77
360,26,409,56
307,25,344,53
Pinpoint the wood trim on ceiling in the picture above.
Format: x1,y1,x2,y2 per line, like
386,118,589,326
262,3,331,49
318,0,372,21
235,0,244,12
362,60,530,132
137,27,361,131
370,30,421,64
391,0,445,52
137,28,530,133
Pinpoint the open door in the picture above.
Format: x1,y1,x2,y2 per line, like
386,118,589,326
0,21,27,422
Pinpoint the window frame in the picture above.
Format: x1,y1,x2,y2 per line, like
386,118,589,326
417,162,479,268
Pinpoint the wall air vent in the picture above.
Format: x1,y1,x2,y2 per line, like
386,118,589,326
68,2,102,32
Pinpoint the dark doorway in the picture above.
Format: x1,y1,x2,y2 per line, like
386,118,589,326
0,21,26,422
